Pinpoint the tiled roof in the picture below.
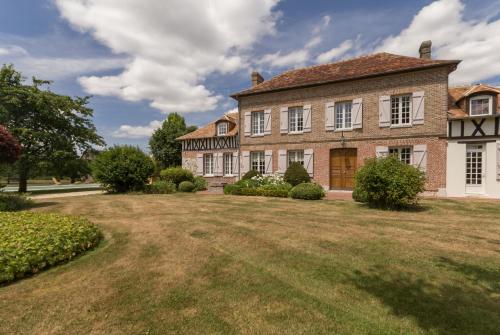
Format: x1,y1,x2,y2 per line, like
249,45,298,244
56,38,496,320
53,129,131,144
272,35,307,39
448,84,500,119
232,52,460,98
176,113,238,140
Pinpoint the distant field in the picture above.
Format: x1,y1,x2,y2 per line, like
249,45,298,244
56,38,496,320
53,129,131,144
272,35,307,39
0,194,499,334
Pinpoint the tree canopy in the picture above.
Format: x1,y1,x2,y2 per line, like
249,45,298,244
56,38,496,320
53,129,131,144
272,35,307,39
0,64,104,192
149,113,196,169
0,125,20,164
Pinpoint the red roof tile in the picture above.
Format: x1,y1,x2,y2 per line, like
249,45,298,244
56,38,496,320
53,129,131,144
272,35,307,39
232,53,460,98
448,84,500,119
176,113,238,140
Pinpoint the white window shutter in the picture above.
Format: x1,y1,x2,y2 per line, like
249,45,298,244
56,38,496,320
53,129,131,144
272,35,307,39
215,153,223,176
325,102,335,131
352,98,363,129
412,91,425,125
280,107,289,134
196,154,203,176
303,104,312,132
496,142,500,180
264,108,272,135
304,149,314,176
379,96,391,128
413,144,427,172
278,149,287,173
375,146,389,158
244,112,251,136
265,150,273,175
240,151,250,175
232,152,239,176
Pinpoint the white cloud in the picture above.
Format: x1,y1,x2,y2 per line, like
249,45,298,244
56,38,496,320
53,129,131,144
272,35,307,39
0,45,28,56
54,0,280,113
258,49,309,68
113,120,163,139
316,39,354,63
305,36,322,49
375,0,500,85
313,15,331,34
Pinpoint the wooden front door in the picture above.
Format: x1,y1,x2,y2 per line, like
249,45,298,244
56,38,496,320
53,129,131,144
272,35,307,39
330,148,357,190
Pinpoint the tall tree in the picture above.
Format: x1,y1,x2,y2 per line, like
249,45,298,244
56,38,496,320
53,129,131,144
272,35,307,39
0,64,104,192
0,125,20,164
149,113,196,169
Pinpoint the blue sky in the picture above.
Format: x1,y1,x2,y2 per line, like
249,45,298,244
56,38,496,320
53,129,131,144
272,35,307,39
1,0,499,150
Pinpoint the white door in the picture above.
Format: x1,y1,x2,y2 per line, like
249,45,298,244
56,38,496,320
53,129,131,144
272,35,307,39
465,144,485,194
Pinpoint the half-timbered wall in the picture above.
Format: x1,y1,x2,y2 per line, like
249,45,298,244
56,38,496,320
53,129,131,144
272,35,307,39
181,136,239,151
448,117,500,140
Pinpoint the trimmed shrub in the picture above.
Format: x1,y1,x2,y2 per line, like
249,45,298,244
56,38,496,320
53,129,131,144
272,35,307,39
178,181,195,192
259,183,292,198
290,183,325,200
284,162,311,186
353,155,425,209
91,145,154,193
0,193,33,212
160,167,194,186
144,181,176,194
193,176,208,191
242,170,261,180
0,211,102,283
224,183,242,195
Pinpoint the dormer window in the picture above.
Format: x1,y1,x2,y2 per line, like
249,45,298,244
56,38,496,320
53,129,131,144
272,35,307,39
217,122,228,136
470,95,493,116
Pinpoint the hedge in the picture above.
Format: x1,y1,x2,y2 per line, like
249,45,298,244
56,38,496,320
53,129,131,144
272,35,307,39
289,183,325,200
0,212,102,284
0,193,33,212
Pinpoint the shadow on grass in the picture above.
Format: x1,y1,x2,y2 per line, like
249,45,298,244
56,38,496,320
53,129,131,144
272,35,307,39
348,264,500,335
353,201,431,213
30,201,58,209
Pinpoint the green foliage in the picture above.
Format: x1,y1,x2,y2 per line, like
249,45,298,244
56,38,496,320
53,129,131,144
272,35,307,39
0,125,20,164
0,65,104,192
178,181,195,192
91,145,154,193
289,183,325,200
353,156,425,209
143,181,176,194
223,183,243,195
258,183,292,197
242,170,261,180
0,211,102,283
160,167,194,186
284,162,311,186
224,174,292,198
0,193,33,211
149,113,197,169
193,176,208,191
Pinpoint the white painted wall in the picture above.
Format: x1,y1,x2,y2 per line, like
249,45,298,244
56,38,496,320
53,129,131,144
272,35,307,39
446,140,500,198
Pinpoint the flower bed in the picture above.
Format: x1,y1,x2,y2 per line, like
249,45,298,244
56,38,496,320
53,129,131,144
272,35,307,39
0,211,102,284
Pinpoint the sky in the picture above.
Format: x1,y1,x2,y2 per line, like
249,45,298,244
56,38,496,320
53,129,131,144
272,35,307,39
1,0,500,150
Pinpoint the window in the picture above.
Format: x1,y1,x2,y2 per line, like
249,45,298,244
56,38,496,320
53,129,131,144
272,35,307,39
389,147,412,164
288,106,304,132
391,95,411,126
203,154,214,175
251,111,264,135
335,102,352,130
223,153,233,176
287,150,304,167
250,151,265,174
217,122,228,136
470,96,493,116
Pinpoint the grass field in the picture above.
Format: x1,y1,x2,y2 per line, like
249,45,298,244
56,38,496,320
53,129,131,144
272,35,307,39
0,194,499,334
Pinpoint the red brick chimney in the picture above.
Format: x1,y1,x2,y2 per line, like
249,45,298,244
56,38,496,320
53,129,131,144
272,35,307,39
251,71,264,87
419,40,432,59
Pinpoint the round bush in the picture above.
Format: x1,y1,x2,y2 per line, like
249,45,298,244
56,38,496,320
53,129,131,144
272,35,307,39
0,193,33,211
193,176,208,191
178,181,195,192
284,162,311,186
289,183,325,200
242,170,261,180
143,180,176,194
160,167,194,185
0,211,102,283
259,183,292,198
353,155,425,209
224,183,243,195
91,145,154,193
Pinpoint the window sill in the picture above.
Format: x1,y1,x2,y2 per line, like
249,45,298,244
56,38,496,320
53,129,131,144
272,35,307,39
390,124,412,129
334,128,353,132
223,174,235,177
204,174,215,177
287,131,304,135
251,133,265,137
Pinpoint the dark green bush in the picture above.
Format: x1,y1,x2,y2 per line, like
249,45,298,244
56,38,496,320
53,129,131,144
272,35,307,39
353,156,425,209
289,183,325,200
160,167,194,186
224,183,243,195
284,162,311,186
0,193,33,211
91,145,154,193
178,181,195,192
0,211,102,283
224,182,292,198
258,183,292,197
193,176,208,191
143,181,176,194
242,170,261,180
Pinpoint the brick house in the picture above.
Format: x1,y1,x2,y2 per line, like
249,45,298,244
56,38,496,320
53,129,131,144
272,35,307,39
178,41,500,198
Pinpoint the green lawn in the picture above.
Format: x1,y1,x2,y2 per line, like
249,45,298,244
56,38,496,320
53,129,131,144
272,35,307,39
0,194,499,334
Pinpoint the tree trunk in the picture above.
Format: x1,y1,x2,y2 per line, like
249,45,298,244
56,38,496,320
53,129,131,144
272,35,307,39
18,164,29,193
